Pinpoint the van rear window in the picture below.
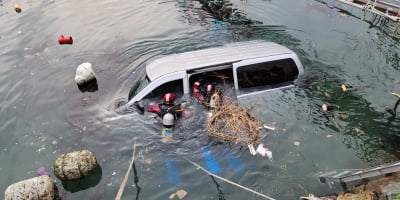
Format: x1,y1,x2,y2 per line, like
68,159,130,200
237,58,299,89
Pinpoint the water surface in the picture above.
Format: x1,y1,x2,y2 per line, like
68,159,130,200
1,0,400,199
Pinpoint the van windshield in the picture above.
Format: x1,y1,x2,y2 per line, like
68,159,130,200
128,76,150,100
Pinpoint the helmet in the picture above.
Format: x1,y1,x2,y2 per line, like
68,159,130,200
163,93,175,105
205,84,214,94
162,113,175,126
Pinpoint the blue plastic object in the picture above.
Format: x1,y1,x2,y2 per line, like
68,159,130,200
165,159,180,185
224,151,244,173
201,147,221,174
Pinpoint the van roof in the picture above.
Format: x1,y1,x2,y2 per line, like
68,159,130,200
146,41,295,81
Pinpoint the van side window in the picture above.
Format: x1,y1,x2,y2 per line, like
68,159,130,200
144,79,184,100
237,58,299,89
189,68,234,93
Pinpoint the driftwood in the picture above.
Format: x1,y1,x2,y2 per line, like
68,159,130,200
206,96,265,145
115,143,136,200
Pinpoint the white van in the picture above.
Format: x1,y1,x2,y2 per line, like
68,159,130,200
125,40,304,109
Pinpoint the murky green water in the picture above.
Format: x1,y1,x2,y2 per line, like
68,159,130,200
1,0,400,199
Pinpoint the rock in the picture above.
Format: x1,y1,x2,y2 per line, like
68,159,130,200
75,62,96,85
4,175,56,200
53,150,98,181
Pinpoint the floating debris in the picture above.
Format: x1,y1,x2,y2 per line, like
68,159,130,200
37,167,51,177
322,104,328,112
324,92,331,99
169,193,176,199
339,113,348,119
341,84,348,92
58,35,73,45
176,189,187,199
14,4,21,13
206,97,265,145
144,158,152,164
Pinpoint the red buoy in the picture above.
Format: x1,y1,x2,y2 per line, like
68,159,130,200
58,35,73,44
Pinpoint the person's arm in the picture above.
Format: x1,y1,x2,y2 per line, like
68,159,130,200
148,104,160,113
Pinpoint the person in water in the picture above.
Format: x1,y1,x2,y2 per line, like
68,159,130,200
192,78,220,107
148,93,183,127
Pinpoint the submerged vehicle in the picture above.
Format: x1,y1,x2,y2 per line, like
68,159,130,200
125,40,304,110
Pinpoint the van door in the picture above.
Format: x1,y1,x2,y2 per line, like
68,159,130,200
233,56,301,96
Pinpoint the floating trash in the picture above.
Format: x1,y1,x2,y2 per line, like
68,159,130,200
176,189,187,199
58,35,73,44
341,84,348,92
37,167,51,177
14,4,21,13
206,97,265,145
322,104,328,112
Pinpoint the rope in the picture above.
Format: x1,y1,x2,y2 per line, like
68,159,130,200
115,142,137,200
185,158,276,200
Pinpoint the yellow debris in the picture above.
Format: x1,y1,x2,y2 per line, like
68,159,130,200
390,92,400,99
341,84,348,92
14,4,21,13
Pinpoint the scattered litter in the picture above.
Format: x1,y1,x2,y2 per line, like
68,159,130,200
326,134,333,138
37,167,51,177
176,189,187,199
112,171,116,176
324,92,331,98
294,141,301,146
256,144,273,160
391,92,400,99
322,104,328,112
248,144,256,155
144,158,152,164
58,35,73,44
340,12,348,17
354,127,361,133
169,193,176,199
340,113,348,119
14,4,21,13
341,84,348,92
263,124,276,131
